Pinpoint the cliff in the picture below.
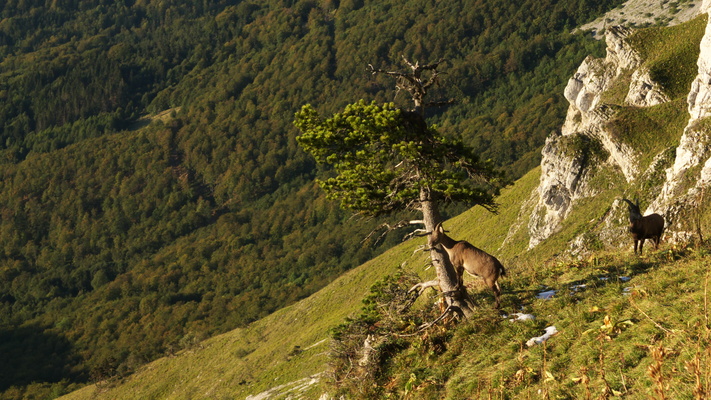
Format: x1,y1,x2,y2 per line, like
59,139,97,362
528,2,711,252
651,0,711,241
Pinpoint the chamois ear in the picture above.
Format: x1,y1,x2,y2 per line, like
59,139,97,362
434,222,443,232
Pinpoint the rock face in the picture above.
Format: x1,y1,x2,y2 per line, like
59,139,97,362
529,1,711,251
649,0,711,238
625,69,670,107
528,26,646,249
528,132,591,248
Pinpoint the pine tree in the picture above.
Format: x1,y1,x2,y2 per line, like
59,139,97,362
294,57,507,317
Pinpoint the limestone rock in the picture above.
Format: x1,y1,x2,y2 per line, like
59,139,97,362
651,4,711,230
625,68,670,107
528,26,647,248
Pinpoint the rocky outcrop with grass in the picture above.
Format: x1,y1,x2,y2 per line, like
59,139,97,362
530,2,711,250
651,0,711,240
529,26,645,248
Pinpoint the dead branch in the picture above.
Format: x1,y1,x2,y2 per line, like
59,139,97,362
362,219,427,246
408,278,440,296
368,56,453,113
417,303,455,330
411,244,429,255
402,228,430,242
393,302,458,337
425,99,456,108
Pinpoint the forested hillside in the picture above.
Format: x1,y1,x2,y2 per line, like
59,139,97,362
0,0,623,398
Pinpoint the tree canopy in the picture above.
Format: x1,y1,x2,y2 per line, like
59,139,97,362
295,100,506,217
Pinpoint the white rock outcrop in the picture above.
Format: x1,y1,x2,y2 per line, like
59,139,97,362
529,1,711,250
528,132,591,248
650,0,711,228
529,26,653,248
625,68,670,107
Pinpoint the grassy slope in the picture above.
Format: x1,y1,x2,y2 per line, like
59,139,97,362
57,168,541,400
430,248,711,399
58,162,711,399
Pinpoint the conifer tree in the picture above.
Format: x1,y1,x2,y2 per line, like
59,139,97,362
294,57,506,318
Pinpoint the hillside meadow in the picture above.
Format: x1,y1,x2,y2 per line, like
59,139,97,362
53,158,711,399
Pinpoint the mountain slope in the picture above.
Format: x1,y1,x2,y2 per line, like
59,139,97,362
57,162,711,399
0,1,630,397
55,167,541,400
52,6,711,399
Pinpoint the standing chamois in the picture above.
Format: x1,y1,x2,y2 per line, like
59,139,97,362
622,198,665,254
428,223,506,308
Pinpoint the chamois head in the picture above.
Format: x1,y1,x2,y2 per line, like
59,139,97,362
621,198,642,223
428,222,456,249
428,222,443,247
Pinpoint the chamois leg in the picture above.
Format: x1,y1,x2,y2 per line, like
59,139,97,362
485,278,501,309
456,266,465,290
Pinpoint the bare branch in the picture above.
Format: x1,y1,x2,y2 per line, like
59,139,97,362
369,56,450,114
422,72,440,91
401,54,415,69
362,219,428,246
393,288,462,338
393,303,455,337
368,64,416,86
412,244,429,255
408,278,440,296
421,259,434,271
416,303,455,330
402,228,430,242
424,99,456,108
417,58,446,72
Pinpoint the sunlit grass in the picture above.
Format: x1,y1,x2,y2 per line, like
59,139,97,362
382,246,711,399
628,14,707,100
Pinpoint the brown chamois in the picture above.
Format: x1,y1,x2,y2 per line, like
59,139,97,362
622,198,665,254
428,222,506,308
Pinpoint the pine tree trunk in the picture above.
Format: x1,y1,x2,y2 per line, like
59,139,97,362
419,189,476,318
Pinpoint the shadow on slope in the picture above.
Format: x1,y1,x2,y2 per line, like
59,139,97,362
0,325,84,391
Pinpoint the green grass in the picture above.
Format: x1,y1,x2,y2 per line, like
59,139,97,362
605,99,689,171
628,14,707,100
432,249,711,399
433,167,541,261
57,159,711,399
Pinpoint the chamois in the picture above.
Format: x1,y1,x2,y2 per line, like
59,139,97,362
622,198,665,254
428,223,506,308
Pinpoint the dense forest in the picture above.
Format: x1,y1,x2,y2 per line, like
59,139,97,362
0,0,624,398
